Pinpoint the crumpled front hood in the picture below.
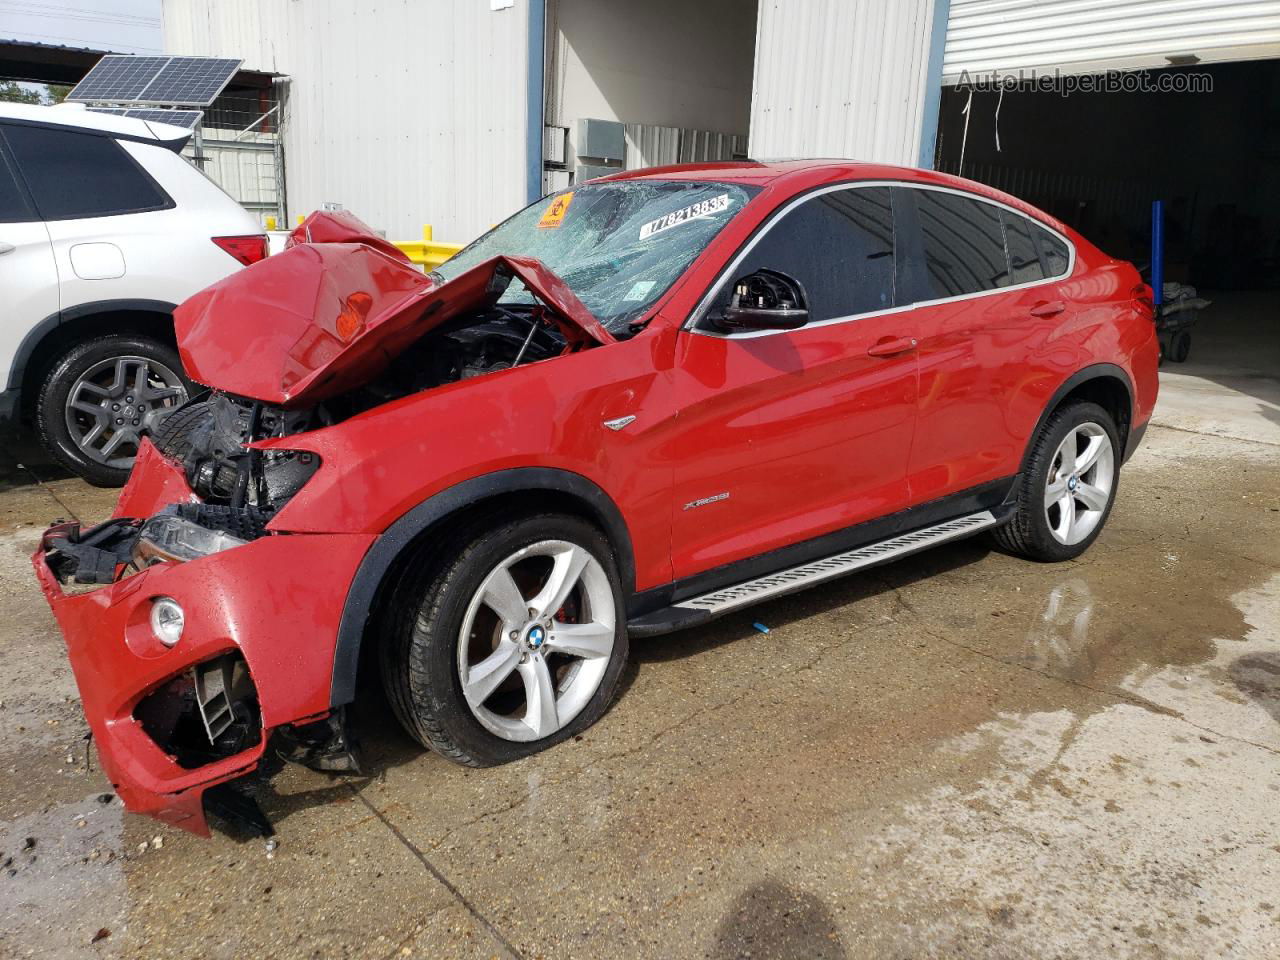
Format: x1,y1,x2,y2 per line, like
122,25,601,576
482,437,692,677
174,211,614,408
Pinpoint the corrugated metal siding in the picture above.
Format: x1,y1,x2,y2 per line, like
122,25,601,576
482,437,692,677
945,0,1280,81
187,135,279,211
623,123,748,169
750,0,937,165
161,0,529,241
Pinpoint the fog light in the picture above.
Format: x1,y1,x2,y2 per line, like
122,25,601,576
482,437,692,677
150,597,185,647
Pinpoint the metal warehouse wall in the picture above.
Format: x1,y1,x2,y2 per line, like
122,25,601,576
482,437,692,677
749,0,940,166
161,0,529,242
945,0,1280,80
546,0,757,152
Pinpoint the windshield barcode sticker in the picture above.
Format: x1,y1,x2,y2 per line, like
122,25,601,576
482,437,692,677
639,194,731,240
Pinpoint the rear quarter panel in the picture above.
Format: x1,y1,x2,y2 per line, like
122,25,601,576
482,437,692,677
1008,256,1157,470
49,142,261,313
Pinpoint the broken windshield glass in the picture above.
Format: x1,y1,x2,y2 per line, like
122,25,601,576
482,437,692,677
434,180,760,334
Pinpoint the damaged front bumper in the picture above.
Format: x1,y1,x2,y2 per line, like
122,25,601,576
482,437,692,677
32,441,376,836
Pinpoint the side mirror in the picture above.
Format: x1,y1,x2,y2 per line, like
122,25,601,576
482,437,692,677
714,269,809,332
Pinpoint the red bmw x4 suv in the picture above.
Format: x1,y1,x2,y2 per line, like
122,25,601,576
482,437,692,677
34,160,1158,835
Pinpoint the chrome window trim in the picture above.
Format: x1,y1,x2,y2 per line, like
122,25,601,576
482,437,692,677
686,179,1077,340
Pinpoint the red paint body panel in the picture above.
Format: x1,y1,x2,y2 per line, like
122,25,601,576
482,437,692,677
176,212,612,408
265,326,678,589
33,161,1159,835
285,210,415,264
33,530,375,834
112,438,199,518
668,317,918,577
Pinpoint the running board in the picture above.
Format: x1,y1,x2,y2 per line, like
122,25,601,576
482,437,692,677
628,510,999,636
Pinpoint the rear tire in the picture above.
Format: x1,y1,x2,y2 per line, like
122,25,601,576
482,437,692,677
36,334,192,486
992,401,1120,562
1170,330,1191,363
381,513,629,766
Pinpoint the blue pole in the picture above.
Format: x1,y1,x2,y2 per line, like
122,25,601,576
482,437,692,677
1151,200,1164,306
526,0,546,203
917,0,953,169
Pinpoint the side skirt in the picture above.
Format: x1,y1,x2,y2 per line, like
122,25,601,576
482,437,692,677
627,502,1009,638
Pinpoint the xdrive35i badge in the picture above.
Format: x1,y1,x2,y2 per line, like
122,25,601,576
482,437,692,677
683,492,730,511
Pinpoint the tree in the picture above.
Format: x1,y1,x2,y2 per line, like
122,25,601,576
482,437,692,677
0,82,74,105
0,81,43,105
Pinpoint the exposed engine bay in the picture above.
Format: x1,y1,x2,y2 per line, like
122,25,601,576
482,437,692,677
44,303,568,588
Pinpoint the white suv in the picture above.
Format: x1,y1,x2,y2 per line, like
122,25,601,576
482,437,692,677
0,102,265,485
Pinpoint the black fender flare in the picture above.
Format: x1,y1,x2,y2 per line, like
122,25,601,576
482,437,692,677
6,298,179,393
1019,363,1137,476
330,467,637,707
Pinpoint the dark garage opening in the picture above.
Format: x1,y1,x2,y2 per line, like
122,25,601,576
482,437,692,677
933,60,1280,384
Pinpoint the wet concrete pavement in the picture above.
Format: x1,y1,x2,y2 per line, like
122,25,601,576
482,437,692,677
1,300,1278,958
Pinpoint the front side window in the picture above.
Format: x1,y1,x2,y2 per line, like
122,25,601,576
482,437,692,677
910,189,1008,299
435,179,759,335
708,186,896,324
1,124,170,220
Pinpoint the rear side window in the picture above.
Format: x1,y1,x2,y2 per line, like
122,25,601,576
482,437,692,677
0,147,32,223
1034,226,1071,277
910,189,1007,298
1001,210,1046,284
718,186,895,322
1,124,170,220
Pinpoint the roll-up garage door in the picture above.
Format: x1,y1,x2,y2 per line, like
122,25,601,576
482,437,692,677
944,0,1280,81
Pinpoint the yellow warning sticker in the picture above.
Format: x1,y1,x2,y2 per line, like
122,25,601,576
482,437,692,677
538,192,573,228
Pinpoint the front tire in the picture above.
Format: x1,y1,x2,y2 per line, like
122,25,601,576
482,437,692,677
382,513,629,766
993,401,1120,562
36,335,191,486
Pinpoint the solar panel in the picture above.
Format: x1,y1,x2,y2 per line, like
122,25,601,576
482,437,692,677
86,107,204,130
140,58,242,106
67,56,171,103
69,56,242,107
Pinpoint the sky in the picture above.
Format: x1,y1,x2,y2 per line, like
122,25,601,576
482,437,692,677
0,0,163,54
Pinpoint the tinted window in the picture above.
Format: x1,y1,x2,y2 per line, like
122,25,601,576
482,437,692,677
1001,210,1045,284
0,147,32,223
1033,225,1070,277
714,186,895,323
911,190,1008,298
2,125,169,220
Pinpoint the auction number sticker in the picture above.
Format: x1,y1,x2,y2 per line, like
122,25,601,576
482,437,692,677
538,192,573,228
639,193,731,240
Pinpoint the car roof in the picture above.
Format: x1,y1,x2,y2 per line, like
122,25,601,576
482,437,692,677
590,159,1072,235
591,159,846,187
0,101,190,144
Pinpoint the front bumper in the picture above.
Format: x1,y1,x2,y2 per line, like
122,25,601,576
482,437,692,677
33,442,376,835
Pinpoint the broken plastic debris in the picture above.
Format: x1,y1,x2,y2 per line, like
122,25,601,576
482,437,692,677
753,622,770,634
265,838,279,859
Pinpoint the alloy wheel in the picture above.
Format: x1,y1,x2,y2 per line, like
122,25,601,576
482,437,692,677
1043,421,1115,546
456,539,616,742
64,355,188,468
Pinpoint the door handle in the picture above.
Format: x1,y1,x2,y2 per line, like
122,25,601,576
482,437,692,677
866,336,917,358
0,242,15,256
1029,300,1065,318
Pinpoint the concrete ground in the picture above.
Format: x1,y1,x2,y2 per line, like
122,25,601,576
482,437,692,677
1,292,1277,960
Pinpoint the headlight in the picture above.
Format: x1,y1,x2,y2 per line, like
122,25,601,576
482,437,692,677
149,597,185,647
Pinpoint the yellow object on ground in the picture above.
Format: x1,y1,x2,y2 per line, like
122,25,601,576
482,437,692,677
393,225,464,271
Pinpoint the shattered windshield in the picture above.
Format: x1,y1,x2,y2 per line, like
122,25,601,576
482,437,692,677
434,180,760,334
